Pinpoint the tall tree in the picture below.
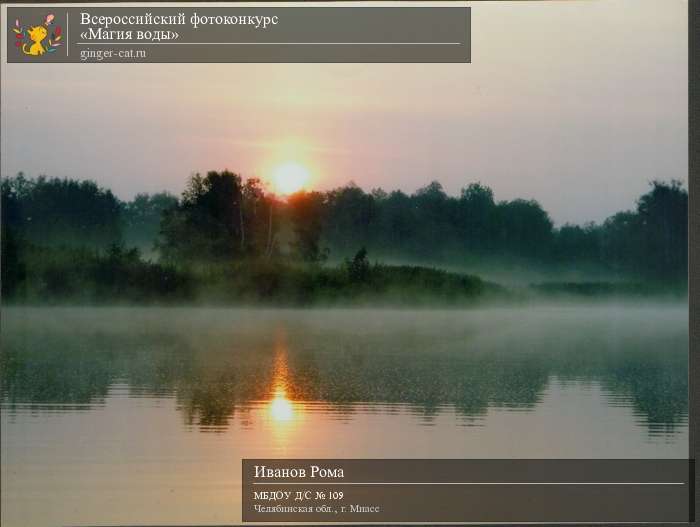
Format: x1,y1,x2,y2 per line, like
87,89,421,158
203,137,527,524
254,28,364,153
287,191,327,263
1,173,122,249
635,180,687,281
323,183,376,256
458,182,497,253
240,178,278,258
495,199,553,259
158,171,243,263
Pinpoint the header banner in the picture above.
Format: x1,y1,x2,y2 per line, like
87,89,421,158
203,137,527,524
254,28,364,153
7,7,471,63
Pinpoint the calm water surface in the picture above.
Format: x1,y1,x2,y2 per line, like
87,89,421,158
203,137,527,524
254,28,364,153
0,305,688,526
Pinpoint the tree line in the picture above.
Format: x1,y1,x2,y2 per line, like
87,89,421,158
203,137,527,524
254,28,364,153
0,171,687,300
321,179,687,283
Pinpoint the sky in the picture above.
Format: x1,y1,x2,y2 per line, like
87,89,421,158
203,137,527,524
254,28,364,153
0,0,688,225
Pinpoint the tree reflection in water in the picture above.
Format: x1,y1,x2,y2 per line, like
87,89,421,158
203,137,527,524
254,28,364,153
0,306,688,437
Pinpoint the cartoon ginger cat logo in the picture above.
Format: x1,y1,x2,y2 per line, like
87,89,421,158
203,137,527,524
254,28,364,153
13,14,62,57
23,25,48,56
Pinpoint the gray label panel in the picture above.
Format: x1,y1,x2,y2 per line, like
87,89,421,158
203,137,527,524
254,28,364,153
7,7,470,63
243,459,693,522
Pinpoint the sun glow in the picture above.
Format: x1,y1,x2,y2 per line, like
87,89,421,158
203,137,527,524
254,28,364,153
271,162,310,195
269,388,294,422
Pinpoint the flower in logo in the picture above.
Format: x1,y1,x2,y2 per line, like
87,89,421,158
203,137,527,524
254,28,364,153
13,14,62,56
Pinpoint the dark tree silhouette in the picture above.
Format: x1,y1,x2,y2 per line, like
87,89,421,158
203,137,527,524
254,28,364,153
0,172,688,303
1,173,122,249
158,171,244,263
635,180,688,280
287,190,328,263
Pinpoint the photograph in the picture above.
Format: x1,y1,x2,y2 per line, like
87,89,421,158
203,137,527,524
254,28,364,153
0,1,690,525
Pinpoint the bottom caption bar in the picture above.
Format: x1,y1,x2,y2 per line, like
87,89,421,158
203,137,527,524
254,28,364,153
242,459,693,523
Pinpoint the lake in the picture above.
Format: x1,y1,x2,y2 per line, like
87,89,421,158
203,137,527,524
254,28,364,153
0,305,688,526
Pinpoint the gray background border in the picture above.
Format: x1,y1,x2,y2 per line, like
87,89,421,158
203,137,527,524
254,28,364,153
688,0,698,522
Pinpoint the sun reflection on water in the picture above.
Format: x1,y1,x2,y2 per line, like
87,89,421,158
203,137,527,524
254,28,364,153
269,388,294,422
266,334,299,426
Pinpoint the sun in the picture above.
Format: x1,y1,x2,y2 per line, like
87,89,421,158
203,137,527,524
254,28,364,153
271,162,310,195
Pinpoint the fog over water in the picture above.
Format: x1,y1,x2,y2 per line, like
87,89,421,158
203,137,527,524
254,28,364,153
1,304,687,434
1,304,688,525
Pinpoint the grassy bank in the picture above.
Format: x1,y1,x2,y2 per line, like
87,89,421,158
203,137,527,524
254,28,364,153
4,245,506,306
4,244,688,307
